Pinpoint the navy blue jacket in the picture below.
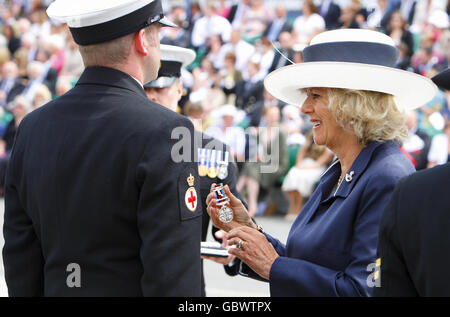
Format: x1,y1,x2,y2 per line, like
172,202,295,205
375,163,450,296
266,141,415,296
3,67,202,296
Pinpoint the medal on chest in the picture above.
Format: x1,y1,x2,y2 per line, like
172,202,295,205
198,148,208,177
207,149,219,179
217,150,229,180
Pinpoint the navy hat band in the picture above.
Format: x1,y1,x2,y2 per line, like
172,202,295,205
158,60,182,78
303,42,399,67
70,0,163,45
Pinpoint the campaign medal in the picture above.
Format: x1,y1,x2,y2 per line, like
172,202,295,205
185,173,198,212
212,183,234,223
198,148,208,177
217,151,229,180
207,149,218,179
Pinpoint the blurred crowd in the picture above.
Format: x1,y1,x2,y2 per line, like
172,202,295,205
0,0,448,218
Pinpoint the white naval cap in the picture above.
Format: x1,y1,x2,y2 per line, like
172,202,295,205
145,44,196,89
47,0,177,46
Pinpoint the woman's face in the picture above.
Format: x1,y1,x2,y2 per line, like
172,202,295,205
300,87,345,149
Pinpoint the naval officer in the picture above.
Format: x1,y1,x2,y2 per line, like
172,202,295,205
374,68,450,296
3,0,202,296
144,44,247,296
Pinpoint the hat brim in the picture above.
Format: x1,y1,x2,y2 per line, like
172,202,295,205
160,44,196,68
158,16,178,28
264,62,437,111
432,68,450,91
144,76,176,89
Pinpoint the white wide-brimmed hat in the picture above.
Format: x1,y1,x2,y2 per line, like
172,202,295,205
145,44,196,89
264,29,437,111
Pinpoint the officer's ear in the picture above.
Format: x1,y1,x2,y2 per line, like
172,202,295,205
134,29,149,56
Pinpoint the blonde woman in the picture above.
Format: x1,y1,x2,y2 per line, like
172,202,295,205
205,29,437,296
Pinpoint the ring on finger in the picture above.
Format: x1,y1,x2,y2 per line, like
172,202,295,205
236,240,245,250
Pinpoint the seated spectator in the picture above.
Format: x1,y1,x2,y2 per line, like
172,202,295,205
366,0,395,31
17,32,37,62
190,58,216,103
417,69,448,138
216,29,255,73
240,0,274,42
387,10,414,58
219,51,243,97
4,20,21,55
237,106,288,216
55,76,73,98
351,0,369,26
201,69,227,118
35,48,58,95
227,0,250,30
263,4,292,42
281,132,334,220
253,37,275,79
339,5,361,29
402,110,431,170
235,59,264,113
269,31,295,73
191,0,232,49
410,0,447,34
426,9,450,56
22,60,45,102
412,45,447,76
184,102,206,132
281,104,305,146
318,0,342,30
395,42,413,70
0,95,32,194
205,104,246,163
427,119,450,167
399,0,417,26
0,61,25,107
244,88,279,128
46,34,66,74
160,2,193,48
32,83,52,109
206,34,224,69
293,0,326,45
13,47,29,78
61,32,84,78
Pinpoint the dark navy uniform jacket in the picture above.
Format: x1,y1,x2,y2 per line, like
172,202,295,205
263,141,415,296
375,163,450,296
3,66,202,296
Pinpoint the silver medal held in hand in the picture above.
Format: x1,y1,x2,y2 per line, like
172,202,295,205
212,183,234,223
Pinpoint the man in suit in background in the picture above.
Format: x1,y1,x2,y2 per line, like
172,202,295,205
263,4,293,42
0,61,25,107
374,68,450,296
318,0,342,30
269,31,295,73
3,0,203,297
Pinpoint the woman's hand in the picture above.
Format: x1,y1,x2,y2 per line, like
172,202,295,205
206,184,256,232
227,226,279,281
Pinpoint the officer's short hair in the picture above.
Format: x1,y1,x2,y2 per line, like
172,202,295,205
79,25,158,67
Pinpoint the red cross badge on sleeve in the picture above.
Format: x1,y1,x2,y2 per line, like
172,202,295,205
185,174,198,212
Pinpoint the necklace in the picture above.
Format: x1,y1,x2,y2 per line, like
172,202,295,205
334,174,345,196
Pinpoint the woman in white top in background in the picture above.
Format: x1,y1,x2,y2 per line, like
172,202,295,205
292,0,326,45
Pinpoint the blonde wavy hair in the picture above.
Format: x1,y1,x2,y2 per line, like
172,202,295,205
326,88,408,146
